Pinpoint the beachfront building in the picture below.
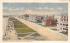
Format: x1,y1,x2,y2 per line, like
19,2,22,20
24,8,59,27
23,9,62,26
42,15,57,26
56,16,68,33
28,15,37,22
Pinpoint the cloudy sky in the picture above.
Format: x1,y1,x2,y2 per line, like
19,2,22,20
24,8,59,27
3,3,68,10
3,3,68,16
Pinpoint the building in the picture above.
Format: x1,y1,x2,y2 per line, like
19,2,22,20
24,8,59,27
56,16,68,33
42,16,57,26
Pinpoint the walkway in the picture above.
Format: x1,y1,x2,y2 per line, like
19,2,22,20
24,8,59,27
14,17,67,41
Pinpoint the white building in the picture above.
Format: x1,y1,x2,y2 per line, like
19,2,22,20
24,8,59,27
56,16,68,33
28,15,37,22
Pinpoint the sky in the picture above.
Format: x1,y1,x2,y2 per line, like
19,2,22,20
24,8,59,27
3,3,68,10
3,3,68,16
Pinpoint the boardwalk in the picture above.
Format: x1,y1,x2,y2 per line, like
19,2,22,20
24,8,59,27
3,17,9,36
3,17,17,40
14,17,67,41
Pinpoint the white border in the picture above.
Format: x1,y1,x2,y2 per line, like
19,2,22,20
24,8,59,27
0,0,70,43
